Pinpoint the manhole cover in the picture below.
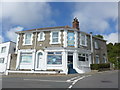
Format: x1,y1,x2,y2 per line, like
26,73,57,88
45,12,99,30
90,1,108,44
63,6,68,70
101,80,112,83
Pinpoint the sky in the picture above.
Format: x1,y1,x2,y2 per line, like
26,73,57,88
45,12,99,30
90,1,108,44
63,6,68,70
0,1,118,44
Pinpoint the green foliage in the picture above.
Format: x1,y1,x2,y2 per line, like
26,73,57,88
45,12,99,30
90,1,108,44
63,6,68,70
90,63,110,71
90,64,99,70
107,43,120,69
94,35,104,39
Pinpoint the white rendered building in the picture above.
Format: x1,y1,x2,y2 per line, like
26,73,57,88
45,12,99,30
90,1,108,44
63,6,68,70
0,42,16,74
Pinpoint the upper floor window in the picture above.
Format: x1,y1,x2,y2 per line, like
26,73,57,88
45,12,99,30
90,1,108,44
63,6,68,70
23,33,32,45
38,32,45,41
94,41,99,49
67,32,75,47
1,46,6,53
0,58,4,63
80,33,87,46
50,31,61,44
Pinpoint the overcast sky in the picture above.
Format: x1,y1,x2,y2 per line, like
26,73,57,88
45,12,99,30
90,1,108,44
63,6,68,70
0,1,118,44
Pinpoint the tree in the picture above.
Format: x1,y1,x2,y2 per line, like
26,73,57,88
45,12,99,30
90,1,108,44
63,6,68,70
107,43,120,69
94,35,104,39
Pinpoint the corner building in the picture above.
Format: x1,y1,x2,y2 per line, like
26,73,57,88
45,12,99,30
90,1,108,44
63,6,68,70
11,18,108,74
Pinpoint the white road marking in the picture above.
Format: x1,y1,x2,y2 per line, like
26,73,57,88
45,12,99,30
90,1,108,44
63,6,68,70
68,85,72,88
24,79,73,83
67,75,81,82
68,75,92,89
24,74,92,89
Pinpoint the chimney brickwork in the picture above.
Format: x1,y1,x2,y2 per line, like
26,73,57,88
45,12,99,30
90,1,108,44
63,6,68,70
72,17,79,30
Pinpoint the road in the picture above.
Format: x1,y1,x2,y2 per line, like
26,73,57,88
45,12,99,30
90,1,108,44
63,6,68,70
1,70,119,89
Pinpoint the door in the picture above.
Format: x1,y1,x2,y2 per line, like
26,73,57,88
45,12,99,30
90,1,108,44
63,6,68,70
36,52,43,70
68,52,77,74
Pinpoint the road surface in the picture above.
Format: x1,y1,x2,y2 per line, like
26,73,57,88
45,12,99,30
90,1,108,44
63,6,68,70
1,70,119,89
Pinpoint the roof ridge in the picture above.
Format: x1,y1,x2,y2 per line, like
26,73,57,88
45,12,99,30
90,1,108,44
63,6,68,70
16,25,72,33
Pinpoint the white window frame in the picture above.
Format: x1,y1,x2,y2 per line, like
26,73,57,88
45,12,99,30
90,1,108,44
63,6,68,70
50,31,61,44
80,33,87,46
78,53,88,62
1,46,6,53
0,58,4,63
95,55,100,64
16,34,20,53
38,32,45,41
23,33,33,45
94,41,99,49
47,52,62,65
20,53,32,65
103,56,107,63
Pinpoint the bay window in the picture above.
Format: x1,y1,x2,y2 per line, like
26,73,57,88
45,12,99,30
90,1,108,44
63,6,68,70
20,53,32,64
80,33,87,46
67,32,75,47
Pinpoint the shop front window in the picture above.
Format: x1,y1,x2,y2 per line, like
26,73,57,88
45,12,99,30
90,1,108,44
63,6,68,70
47,52,62,64
20,53,32,64
78,53,89,61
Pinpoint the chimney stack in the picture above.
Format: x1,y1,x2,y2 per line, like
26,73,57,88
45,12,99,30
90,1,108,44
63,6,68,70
72,17,79,30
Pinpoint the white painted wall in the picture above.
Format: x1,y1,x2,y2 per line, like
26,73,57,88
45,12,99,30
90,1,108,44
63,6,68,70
0,42,16,74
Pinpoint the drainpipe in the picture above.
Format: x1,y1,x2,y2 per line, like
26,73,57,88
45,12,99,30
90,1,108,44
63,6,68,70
32,29,37,71
90,32,94,64
34,29,37,49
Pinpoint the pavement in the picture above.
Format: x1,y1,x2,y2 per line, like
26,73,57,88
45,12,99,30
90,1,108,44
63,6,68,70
1,70,119,89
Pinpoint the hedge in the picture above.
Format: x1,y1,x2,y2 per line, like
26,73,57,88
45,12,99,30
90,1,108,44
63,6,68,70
90,63,110,71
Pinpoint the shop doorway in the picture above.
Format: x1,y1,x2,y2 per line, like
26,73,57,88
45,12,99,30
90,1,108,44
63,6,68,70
68,52,77,74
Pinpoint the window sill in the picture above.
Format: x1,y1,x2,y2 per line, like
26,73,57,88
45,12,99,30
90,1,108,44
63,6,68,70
50,43,61,45
38,40,45,41
23,44,32,46
95,48,100,50
80,45,87,47
47,65,62,67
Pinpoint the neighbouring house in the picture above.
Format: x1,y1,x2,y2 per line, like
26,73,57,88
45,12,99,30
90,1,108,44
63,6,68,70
8,18,108,75
0,41,16,75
